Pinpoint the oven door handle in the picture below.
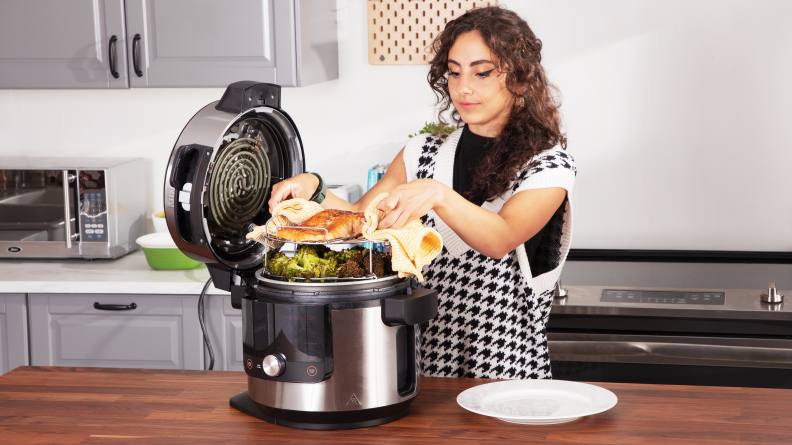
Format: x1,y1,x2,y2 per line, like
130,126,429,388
550,341,792,366
62,170,78,249
550,341,650,358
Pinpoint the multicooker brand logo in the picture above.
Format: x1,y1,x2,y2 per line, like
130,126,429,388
8,247,21,253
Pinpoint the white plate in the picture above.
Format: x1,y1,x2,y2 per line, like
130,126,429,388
457,380,617,425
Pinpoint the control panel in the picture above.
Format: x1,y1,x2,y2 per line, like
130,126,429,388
601,289,725,305
243,353,326,383
78,170,107,242
241,298,333,383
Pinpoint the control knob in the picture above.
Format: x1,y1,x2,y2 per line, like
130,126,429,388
761,282,784,304
262,353,286,377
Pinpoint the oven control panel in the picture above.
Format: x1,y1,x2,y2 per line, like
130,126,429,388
601,289,725,305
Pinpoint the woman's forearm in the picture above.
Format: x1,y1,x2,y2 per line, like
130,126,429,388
432,186,519,258
320,191,355,211
432,184,567,259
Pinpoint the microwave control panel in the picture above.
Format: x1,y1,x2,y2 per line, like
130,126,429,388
78,170,107,242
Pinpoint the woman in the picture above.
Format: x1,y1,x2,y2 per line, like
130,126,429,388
268,6,576,380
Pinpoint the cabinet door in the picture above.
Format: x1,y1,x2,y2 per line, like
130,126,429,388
28,294,203,370
0,0,129,89
124,0,292,87
205,294,244,371
0,294,29,376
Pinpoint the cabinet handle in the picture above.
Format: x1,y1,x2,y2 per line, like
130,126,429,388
94,302,137,311
108,35,119,79
132,34,143,77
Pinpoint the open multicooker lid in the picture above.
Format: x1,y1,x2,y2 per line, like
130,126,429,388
164,81,305,272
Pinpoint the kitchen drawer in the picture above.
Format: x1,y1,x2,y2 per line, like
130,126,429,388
205,294,244,371
29,294,202,370
0,294,29,376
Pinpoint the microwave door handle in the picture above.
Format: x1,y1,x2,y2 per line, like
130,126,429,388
62,170,77,249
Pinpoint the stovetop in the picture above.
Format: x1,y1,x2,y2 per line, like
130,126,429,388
555,261,792,320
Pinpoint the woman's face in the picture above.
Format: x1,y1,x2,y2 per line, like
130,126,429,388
447,31,514,137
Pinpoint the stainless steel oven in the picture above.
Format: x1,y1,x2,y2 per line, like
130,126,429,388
0,157,146,259
549,262,792,389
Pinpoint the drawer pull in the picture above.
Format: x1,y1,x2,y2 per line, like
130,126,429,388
93,302,137,311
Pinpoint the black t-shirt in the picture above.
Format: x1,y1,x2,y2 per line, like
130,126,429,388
452,125,548,263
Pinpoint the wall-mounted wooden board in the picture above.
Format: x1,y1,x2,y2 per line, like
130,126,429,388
367,0,496,65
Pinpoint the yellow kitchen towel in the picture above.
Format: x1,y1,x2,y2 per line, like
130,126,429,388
362,193,443,282
245,199,323,248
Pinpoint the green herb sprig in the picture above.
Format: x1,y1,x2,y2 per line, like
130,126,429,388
408,121,456,138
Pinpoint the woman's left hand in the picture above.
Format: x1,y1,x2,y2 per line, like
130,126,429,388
376,179,446,229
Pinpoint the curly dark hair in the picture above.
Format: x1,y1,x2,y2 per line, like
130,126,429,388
428,6,566,202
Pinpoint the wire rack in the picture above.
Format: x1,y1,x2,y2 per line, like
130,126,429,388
260,216,392,283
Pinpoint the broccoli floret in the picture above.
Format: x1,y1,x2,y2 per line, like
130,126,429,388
321,263,338,277
265,252,293,276
295,245,319,257
324,257,338,271
281,261,302,278
335,246,365,265
337,261,365,278
300,252,323,269
364,251,388,277
298,263,323,280
346,251,364,268
294,244,330,260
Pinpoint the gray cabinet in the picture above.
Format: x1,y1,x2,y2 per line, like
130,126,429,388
204,294,244,371
28,294,203,370
0,0,129,89
0,294,29,376
0,0,337,89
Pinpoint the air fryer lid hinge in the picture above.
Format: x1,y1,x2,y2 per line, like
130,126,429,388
215,81,281,114
207,264,257,310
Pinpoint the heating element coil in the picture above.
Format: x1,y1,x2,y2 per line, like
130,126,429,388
208,137,271,237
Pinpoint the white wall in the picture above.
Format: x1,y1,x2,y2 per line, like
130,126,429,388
1,0,790,252
512,0,792,251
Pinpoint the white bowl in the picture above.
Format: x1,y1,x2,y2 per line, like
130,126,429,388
152,212,168,233
137,232,176,248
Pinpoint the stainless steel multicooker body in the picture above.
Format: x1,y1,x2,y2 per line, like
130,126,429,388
164,81,438,430
0,157,145,259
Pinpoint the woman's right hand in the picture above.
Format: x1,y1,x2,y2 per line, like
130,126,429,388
268,173,319,213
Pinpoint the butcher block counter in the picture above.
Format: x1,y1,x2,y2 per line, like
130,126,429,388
1,367,791,444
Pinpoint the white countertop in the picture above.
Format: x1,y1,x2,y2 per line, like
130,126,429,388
0,250,229,295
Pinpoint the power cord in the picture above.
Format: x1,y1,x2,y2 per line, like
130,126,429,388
198,277,215,370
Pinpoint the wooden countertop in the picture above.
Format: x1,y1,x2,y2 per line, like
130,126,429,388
1,367,791,444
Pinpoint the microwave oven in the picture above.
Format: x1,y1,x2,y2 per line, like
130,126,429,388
0,157,146,259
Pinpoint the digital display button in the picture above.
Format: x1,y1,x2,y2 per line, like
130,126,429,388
601,289,725,305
